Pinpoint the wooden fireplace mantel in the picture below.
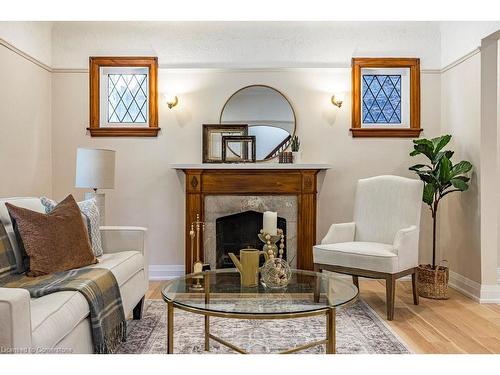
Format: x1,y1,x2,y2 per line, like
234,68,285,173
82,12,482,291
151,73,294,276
173,164,331,273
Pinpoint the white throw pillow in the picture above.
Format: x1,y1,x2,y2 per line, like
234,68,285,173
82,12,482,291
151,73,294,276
40,197,103,257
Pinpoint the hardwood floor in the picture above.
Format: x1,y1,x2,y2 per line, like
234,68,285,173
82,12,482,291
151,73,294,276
147,279,500,354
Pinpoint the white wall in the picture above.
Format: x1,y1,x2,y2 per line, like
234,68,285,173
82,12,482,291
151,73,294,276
479,34,500,286
440,22,500,68
2,21,498,285
0,37,52,198
46,21,448,270
498,39,500,273
440,54,481,283
0,22,52,66
51,68,440,268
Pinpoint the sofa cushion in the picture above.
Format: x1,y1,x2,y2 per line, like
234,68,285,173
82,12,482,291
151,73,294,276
83,251,144,287
5,195,97,276
30,291,89,349
30,250,144,349
313,241,398,273
41,197,103,257
0,198,46,273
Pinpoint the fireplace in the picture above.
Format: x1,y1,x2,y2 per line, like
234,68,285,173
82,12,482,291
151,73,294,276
204,195,297,270
174,165,330,273
216,210,287,268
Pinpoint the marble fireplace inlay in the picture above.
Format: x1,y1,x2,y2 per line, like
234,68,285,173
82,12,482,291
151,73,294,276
204,196,298,269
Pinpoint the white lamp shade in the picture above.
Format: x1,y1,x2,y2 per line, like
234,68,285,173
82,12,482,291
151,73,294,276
75,148,116,189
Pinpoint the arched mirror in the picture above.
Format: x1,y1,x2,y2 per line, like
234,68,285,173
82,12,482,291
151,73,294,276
220,85,296,161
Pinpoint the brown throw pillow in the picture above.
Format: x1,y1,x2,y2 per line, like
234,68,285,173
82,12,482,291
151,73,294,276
5,194,97,277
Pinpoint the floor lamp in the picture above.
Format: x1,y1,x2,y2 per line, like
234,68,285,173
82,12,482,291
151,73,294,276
75,148,116,225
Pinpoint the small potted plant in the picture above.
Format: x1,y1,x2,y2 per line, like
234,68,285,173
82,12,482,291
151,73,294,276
409,134,472,299
291,135,301,164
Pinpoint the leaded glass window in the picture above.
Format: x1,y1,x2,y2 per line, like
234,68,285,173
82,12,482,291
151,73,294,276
107,74,148,123
362,74,401,124
351,58,420,138
90,56,159,137
99,66,150,127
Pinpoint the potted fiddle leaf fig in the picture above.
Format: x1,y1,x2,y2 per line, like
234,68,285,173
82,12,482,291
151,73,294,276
409,134,472,300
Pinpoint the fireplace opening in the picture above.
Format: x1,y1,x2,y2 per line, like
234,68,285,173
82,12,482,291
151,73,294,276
216,210,287,269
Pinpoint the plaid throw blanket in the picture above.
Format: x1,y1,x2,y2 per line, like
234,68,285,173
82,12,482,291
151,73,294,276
1,267,126,353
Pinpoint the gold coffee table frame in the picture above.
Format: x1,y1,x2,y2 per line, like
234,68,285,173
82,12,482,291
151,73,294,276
162,270,358,354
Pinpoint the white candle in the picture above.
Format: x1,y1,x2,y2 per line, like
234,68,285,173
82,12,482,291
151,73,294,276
263,211,278,235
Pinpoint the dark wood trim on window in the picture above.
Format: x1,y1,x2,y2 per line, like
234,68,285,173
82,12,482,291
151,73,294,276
88,56,160,137
351,57,422,138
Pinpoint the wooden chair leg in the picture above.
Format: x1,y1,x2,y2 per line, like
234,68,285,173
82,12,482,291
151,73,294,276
352,275,359,289
385,275,396,321
411,270,419,305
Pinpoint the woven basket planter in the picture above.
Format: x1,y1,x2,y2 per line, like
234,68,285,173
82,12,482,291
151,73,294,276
417,264,449,300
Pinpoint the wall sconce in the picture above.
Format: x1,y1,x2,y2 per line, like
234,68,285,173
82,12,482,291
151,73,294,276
331,93,344,108
166,95,179,109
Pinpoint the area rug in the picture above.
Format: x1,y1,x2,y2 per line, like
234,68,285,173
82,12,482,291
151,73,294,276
116,299,411,354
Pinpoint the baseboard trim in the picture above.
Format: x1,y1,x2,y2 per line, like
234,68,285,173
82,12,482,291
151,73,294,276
449,270,500,303
149,265,185,280
448,271,482,302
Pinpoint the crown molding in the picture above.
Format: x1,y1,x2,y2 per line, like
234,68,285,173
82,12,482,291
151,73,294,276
52,68,87,74
441,48,481,74
0,37,480,75
0,38,52,72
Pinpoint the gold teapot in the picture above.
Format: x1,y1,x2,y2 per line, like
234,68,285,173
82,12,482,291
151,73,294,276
228,248,269,287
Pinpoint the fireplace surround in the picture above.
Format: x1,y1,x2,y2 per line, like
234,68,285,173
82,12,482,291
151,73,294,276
203,195,297,269
173,164,330,273
214,210,287,269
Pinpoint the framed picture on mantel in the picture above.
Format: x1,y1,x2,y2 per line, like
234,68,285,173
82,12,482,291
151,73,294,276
202,124,248,163
221,135,256,163
351,57,422,138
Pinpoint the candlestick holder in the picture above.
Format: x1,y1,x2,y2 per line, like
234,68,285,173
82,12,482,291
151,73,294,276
258,233,280,257
258,228,285,259
258,228,290,288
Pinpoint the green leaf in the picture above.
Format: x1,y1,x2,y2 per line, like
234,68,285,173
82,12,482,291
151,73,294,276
433,151,447,165
453,176,470,183
409,164,427,171
450,161,472,177
432,135,452,154
423,183,435,206
413,138,434,147
450,178,469,191
411,143,434,160
415,171,435,184
444,150,454,160
438,156,452,184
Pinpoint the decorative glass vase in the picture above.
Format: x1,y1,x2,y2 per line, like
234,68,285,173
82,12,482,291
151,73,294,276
261,258,292,289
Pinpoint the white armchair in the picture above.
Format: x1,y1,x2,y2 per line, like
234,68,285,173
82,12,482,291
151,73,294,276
313,175,423,320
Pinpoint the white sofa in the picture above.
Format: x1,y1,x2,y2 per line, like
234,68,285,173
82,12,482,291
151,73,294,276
0,197,148,353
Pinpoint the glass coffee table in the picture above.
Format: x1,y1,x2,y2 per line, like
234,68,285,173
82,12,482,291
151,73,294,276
162,268,358,354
